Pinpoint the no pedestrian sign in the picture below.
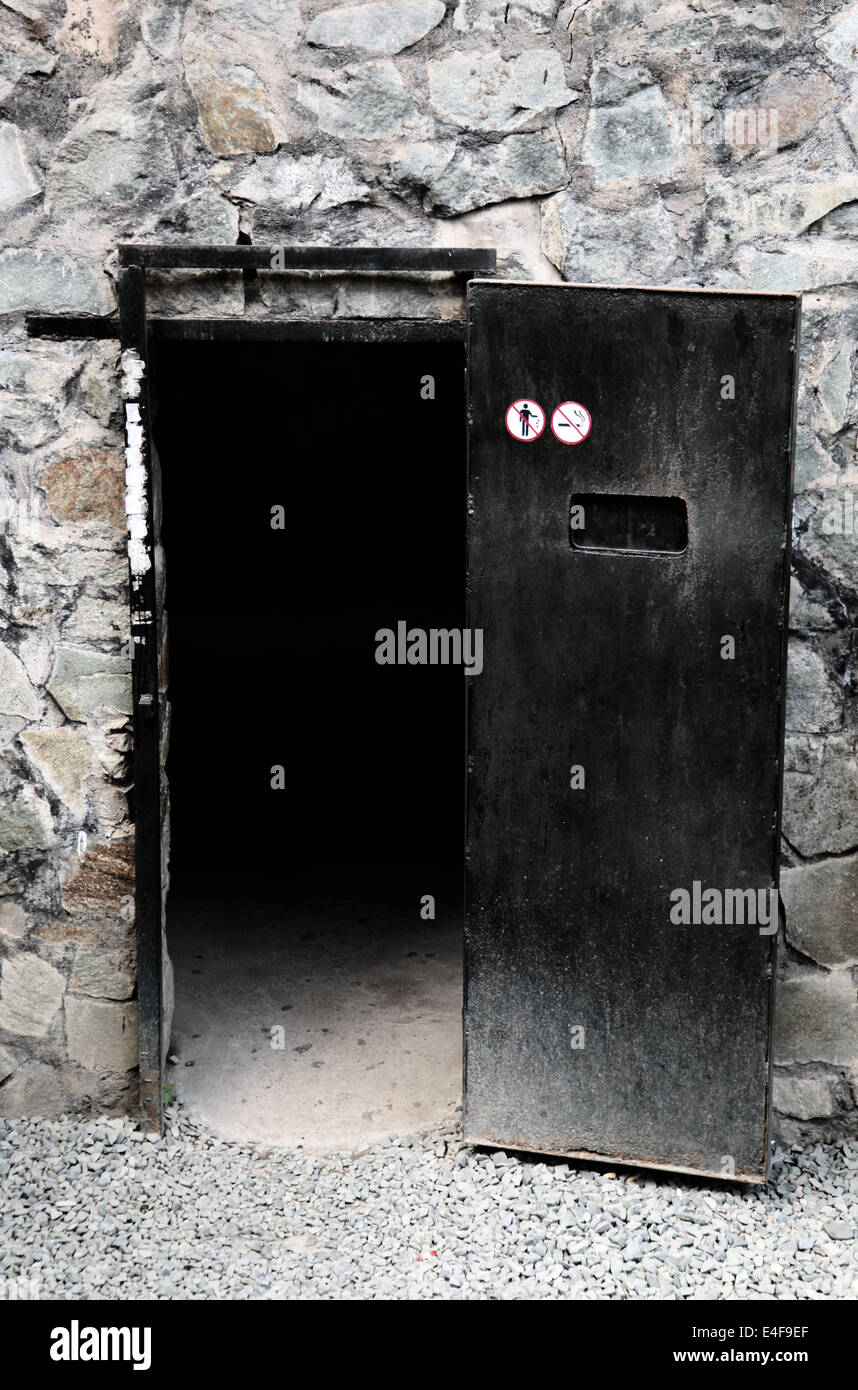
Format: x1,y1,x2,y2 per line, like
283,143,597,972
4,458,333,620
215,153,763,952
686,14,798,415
505,399,545,441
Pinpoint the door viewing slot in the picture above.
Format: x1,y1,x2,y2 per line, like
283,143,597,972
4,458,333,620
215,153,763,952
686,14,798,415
569,492,688,555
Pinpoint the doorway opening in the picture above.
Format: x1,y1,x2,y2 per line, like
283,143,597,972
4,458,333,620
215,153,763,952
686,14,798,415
153,338,466,1148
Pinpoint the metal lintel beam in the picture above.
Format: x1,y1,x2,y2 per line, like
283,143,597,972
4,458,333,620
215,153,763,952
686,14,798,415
150,317,466,342
26,315,121,339
117,244,497,273
28,316,469,342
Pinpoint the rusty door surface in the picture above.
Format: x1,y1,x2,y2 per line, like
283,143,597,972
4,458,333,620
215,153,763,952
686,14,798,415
464,283,799,1182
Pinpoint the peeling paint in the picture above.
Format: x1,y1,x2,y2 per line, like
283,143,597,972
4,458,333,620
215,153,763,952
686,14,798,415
120,347,146,399
121,350,151,579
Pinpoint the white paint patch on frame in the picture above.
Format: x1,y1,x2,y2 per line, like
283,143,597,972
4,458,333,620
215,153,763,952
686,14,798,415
120,348,151,578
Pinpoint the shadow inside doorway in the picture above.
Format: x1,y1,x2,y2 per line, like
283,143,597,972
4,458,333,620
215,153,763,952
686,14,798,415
154,339,466,1148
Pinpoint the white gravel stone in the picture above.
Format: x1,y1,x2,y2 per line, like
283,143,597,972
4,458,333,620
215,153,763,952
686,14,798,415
1,1107,855,1299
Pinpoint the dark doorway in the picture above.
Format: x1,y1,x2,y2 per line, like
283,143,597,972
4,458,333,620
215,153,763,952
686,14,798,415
153,339,466,1145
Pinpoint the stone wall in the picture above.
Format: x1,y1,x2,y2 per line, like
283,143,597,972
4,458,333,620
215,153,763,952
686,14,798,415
0,0,856,1138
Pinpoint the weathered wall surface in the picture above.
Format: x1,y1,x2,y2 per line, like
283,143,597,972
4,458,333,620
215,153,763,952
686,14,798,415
0,0,856,1139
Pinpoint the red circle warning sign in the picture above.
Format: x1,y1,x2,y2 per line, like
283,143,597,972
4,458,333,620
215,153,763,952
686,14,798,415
505,399,545,442
551,401,592,445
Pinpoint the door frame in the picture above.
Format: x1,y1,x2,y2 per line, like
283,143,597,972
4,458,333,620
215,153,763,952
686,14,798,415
29,243,495,1131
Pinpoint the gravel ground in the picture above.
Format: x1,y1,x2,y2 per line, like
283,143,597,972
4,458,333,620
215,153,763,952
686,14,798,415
1,1106,856,1300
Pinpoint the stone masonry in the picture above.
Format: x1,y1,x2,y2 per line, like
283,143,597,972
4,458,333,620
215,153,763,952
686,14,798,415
0,0,856,1141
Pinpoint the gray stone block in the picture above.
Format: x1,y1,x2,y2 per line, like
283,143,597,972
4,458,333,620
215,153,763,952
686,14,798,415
297,59,427,141
541,193,680,283
151,189,241,243
0,788,54,854
65,996,138,1072
818,4,858,68
231,154,371,214
0,644,42,721
725,242,858,293
0,950,64,1037
47,648,132,724
783,735,858,857
781,854,858,966
453,0,558,32
775,969,858,1068
60,596,128,651
429,130,567,215
773,1072,837,1120
307,0,446,55
816,341,854,432
47,91,177,219
70,946,136,1002
201,0,299,46
792,426,835,494
0,903,28,941
0,1043,16,1084
785,641,842,733
589,63,653,108
0,1060,65,1116
0,121,40,213
0,345,81,398
20,728,93,819
584,84,680,183
788,578,835,633
388,139,457,191
428,49,574,132
144,270,245,319
0,33,55,105
801,490,858,599
0,250,113,316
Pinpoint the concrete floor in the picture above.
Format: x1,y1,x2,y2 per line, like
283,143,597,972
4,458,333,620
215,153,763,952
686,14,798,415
167,881,462,1151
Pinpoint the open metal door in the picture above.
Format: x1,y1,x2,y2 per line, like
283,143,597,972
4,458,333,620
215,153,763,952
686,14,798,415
464,282,799,1182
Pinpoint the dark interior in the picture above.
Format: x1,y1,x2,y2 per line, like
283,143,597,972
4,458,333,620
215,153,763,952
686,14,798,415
154,339,466,918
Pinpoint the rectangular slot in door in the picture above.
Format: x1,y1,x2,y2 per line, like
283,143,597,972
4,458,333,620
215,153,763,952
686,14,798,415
570,492,688,555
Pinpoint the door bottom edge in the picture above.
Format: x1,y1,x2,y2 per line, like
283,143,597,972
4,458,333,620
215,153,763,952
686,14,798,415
462,1132,766,1185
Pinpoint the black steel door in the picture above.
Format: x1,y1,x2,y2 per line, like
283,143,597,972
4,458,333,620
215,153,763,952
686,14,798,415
464,283,799,1182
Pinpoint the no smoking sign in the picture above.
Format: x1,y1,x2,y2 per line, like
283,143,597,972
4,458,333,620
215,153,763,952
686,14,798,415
551,401,592,445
